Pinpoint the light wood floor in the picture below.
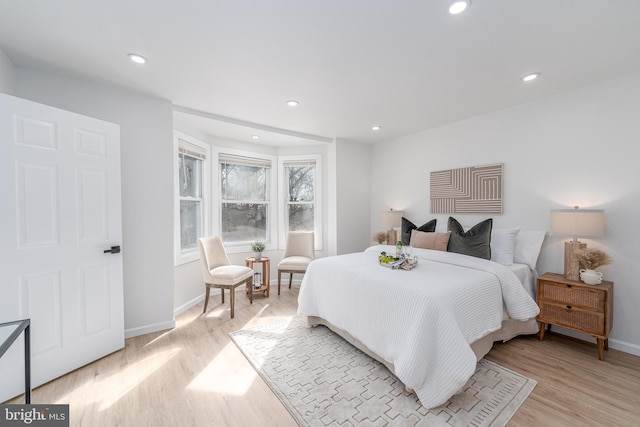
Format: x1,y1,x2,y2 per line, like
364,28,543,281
7,286,640,426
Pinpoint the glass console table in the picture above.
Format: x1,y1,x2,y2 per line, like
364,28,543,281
0,319,31,403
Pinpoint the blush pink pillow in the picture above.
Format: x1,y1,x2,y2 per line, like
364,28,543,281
410,230,451,251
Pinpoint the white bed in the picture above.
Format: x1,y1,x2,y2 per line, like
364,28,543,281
297,244,541,409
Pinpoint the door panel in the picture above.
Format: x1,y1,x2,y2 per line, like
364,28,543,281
15,114,57,150
0,93,124,402
16,162,59,247
20,271,63,356
77,168,109,242
75,128,106,157
79,263,111,336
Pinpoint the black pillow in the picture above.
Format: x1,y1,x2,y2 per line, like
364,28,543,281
446,217,493,260
401,217,437,246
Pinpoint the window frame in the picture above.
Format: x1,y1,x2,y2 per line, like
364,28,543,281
278,154,323,251
173,131,210,265
212,147,277,254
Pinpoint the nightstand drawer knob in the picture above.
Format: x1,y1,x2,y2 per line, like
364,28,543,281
566,305,572,310
566,284,572,288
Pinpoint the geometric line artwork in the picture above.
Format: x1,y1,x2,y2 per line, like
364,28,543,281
230,315,536,427
431,163,503,214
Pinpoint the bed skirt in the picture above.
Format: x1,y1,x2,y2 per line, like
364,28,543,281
306,315,538,382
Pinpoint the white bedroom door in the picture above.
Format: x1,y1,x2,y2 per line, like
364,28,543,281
0,93,125,402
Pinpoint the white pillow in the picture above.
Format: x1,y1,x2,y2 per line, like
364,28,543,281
490,228,520,265
514,230,547,270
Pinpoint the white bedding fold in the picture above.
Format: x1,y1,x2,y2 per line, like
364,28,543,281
297,245,540,409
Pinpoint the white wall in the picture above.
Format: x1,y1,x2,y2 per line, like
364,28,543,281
370,72,640,356
0,48,16,95
336,139,371,254
16,68,176,337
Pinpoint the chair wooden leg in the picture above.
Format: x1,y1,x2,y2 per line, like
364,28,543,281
203,286,211,313
221,288,225,304
248,279,253,305
289,273,293,289
278,271,282,295
229,286,235,319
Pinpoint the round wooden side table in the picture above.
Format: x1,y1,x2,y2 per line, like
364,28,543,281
245,256,270,298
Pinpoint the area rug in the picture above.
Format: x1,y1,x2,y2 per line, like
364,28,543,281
229,316,536,426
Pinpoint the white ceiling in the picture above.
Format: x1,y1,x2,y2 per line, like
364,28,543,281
1,1,640,146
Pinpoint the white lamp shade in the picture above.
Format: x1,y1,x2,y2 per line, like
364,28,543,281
550,209,605,237
380,210,404,228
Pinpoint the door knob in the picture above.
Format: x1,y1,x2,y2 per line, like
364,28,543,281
104,245,121,254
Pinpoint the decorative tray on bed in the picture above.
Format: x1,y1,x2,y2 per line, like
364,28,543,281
378,252,417,270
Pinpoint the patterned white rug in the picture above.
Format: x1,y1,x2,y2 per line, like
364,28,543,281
230,316,536,427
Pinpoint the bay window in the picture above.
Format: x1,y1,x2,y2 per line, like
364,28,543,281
174,132,209,264
279,155,322,250
219,153,272,246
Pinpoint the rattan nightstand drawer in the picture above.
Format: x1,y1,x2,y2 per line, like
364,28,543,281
538,280,605,310
538,302,604,335
536,273,614,361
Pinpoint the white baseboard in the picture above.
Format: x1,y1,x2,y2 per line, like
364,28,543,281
608,338,640,357
174,294,205,317
129,280,305,340
270,278,302,287
551,326,640,357
125,319,176,339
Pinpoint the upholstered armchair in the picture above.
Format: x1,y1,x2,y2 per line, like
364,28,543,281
277,231,315,295
198,236,254,318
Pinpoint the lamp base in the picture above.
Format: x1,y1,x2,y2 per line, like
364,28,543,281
386,229,398,245
564,240,586,281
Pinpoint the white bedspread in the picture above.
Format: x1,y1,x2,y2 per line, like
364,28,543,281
297,245,540,409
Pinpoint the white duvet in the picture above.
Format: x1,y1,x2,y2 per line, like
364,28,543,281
297,245,540,409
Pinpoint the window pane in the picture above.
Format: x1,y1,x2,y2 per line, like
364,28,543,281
179,155,201,198
288,204,314,231
287,166,314,201
221,164,268,201
180,200,201,251
221,203,267,243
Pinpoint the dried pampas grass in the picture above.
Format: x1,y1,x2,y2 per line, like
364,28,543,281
373,231,387,244
576,248,612,269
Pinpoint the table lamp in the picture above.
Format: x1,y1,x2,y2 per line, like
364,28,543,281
380,209,404,245
550,206,605,281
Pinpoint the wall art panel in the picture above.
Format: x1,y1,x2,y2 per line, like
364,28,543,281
430,163,503,214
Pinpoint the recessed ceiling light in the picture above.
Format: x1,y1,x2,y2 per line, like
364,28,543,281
286,100,299,107
372,125,382,131
128,53,147,64
251,135,260,139
522,72,540,82
448,0,470,15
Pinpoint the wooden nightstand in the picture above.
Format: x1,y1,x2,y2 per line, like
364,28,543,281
536,272,613,361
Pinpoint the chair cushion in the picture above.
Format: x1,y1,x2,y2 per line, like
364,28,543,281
278,256,312,271
284,231,315,259
210,265,253,286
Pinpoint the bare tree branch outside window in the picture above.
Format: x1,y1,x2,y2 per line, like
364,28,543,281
287,165,315,231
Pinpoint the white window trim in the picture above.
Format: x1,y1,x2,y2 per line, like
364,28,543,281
278,154,323,251
212,146,277,254
174,130,210,266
